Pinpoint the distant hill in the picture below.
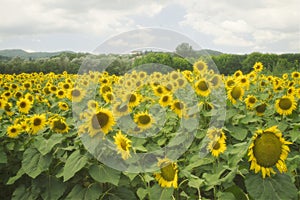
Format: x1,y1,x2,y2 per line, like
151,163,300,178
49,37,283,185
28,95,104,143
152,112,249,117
196,49,223,56
0,49,74,59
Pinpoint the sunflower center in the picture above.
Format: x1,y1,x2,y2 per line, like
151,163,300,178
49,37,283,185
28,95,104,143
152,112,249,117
213,141,221,150
279,98,292,110
160,163,176,181
253,132,282,167
129,94,137,102
58,91,64,96
33,118,42,126
72,89,81,97
227,80,235,87
120,139,127,151
92,112,109,129
162,96,169,102
11,128,17,133
53,120,67,130
20,101,27,108
156,87,163,94
198,81,208,91
256,103,266,113
174,102,184,110
177,79,184,86
138,115,151,125
231,86,241,99
249,97,256,104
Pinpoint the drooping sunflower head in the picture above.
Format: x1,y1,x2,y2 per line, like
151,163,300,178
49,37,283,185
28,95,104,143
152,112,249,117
113,131,131,160
248,126,292,178
275,95,297,115
87,108,115,136
134,111,154,130
154,158,178,188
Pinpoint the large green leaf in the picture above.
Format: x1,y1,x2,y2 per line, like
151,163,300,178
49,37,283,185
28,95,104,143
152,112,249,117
0,148,7,164
11,185,36,200
65,184,102,200
245,173,298,200
63,150,88,182
148,184,174,200
21,147,51,178
227,125,248,141
88,164,121,186
41,176,66,200
34,134,64,155
7,168,25,185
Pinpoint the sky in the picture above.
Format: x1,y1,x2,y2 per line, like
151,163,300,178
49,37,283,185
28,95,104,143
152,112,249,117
0,0,299,54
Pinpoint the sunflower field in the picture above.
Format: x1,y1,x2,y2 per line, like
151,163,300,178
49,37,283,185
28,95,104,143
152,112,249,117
0,61,299,200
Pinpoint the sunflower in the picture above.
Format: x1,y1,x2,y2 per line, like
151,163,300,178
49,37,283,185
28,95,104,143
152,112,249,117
134,111,154,130
171,100,186,118
248,126,291,178
154,158,178,188
210,74,222,88
50,118,69,133
255,102,267,116
227,85,244,104
291,71,300,79
244,95,257,109
69,87,86,102
113,131,132,160
275,95,297,115
159,94,173,107
17,98,32,114
153,85,166,97
206,127,226,141
87,107,115,136
99,85,112,95
225,77,235,88
0,98,7,110
7,124,21,138
253,62,263,72
194,78,210,97
207,138,227,157
193,60,208,75
286,87,296,96
113,101,131,117
237,75,250,90
233,70,243,78
87,100,99,110
29,114,47,134
56,89,66,98
124,92,141,108
58,102,69,111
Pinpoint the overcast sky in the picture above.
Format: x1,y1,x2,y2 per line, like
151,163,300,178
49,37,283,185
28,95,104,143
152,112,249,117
0,0,299,53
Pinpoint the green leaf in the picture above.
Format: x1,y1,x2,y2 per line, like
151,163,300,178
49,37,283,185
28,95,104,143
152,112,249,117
288,129,300,142
149,184,174,200
185,157,214,171
7,168,25,185
137,188,148,200
65,184,102,200
41,176,66,200
217,192,235,200
0,148,7,164
188,177,204,188
245,173,298,200
88,164,121,186
34,134,64,155
227,125,248,141
21,147,52,178
63,150,88,182
111,187,137,200
11,185,35,200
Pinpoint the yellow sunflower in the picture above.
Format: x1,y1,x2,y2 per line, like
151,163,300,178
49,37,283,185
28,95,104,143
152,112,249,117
103,92,115,103
112,102,131,117
291,71,300,79
171,100,186,118
275,95,297,115
154,158,178,188
253,62,264,72
193,60,208,75
206,127,226,140
159,94,173,107
56,89,66,99
7,124,21,138
113,131,132,160
29,114,47,134
17,98,32,114
124,92,141,108
207,138,227,157
50,118,69,133
244,95,257,109
87,107,115,136
227,85,244,104
134,111,154,130
58,102,69,111
69,87,86,102
248,126,291,178
194,78,211,97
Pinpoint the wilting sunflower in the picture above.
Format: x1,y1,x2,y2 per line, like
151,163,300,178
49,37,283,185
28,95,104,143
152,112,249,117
253,62,264,72
17,98,32,114
207,137,227,157
7,124,21,138
29,114,47,134
154,158,178,188
50,118,69,133
275,95,297,115
87,107,115,136
194,78,210,97
171,100,186,118
159,94,173,107
248,126,292,178
69,87,86,102
113,131,132,160
244,95,257,109
227,85,244,104
134,111,154,130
